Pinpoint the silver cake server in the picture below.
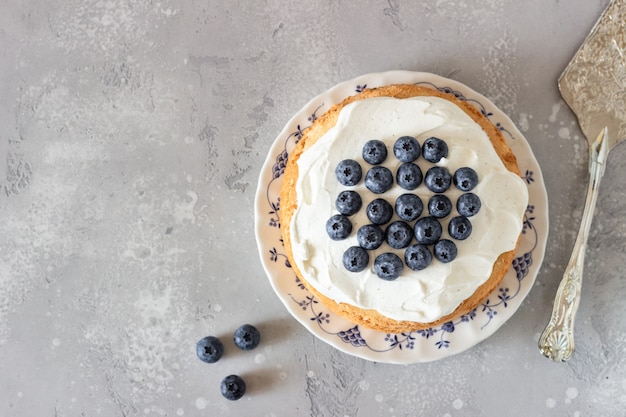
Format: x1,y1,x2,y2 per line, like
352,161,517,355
538,0,626,362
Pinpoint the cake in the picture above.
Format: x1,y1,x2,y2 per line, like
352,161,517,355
279,84,528,333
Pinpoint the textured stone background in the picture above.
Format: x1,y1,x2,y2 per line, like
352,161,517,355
1,0,626,416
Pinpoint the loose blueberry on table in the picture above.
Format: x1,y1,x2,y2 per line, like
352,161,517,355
196,336,224,364
234,324,261,350
221,374,247,401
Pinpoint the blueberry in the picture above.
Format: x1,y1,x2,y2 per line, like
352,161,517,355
357,224,385,250
457,193,481,217
385,221,414,249
448,216,472,240
404,244,433,271
362,139,388,165
234,324,261,350
434,239,458,263
221,374,247,401
453,167,479,191
365,166,394,194
335,190,362,216
424,166,452,193
428,194,452,218
395,193,423,222
396,163,423,190
393,135,421,162
335,159,363,186
196,336,224,364
366,198,393,225
374,253,404,280
326,214,352,240
414,216,443,245
422,137,449,163
343,246,370,272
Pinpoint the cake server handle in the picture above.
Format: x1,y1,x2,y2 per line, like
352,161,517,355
538,127,608,362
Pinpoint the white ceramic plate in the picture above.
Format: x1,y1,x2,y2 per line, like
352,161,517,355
254,71,548,364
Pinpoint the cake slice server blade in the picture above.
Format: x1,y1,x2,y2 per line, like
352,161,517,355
538,0,626,362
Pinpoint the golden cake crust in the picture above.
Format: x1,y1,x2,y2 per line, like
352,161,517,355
279,84,522,333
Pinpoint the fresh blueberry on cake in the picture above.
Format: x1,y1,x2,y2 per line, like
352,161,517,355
404,244,433,271
414,216,443,245
362,139,388,165
325,214,352,240
428,194,453,219
374,252,404,281
396,162,423,190
448,216,472,240
457,192,482,217
393,135,421,163
424,166,452,193
395,193,424,222
422,136,449,163
365,166,394,194
357,224,385,250
335,159,363,186
366,198,394,225
335,190,362,216
433,239,458,263
384,221,414,249
453,166,479,191
343,246,370,272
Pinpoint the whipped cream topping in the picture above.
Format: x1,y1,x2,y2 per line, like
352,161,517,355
290,96,528,323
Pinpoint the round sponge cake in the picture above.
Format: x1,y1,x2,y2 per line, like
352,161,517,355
280,84,526,333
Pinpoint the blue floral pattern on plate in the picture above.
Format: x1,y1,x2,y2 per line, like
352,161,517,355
254,71,548,363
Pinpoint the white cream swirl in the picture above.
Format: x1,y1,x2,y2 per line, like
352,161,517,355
290,96,528,323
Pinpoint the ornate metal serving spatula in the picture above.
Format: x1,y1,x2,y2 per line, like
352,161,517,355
538,0,626,362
